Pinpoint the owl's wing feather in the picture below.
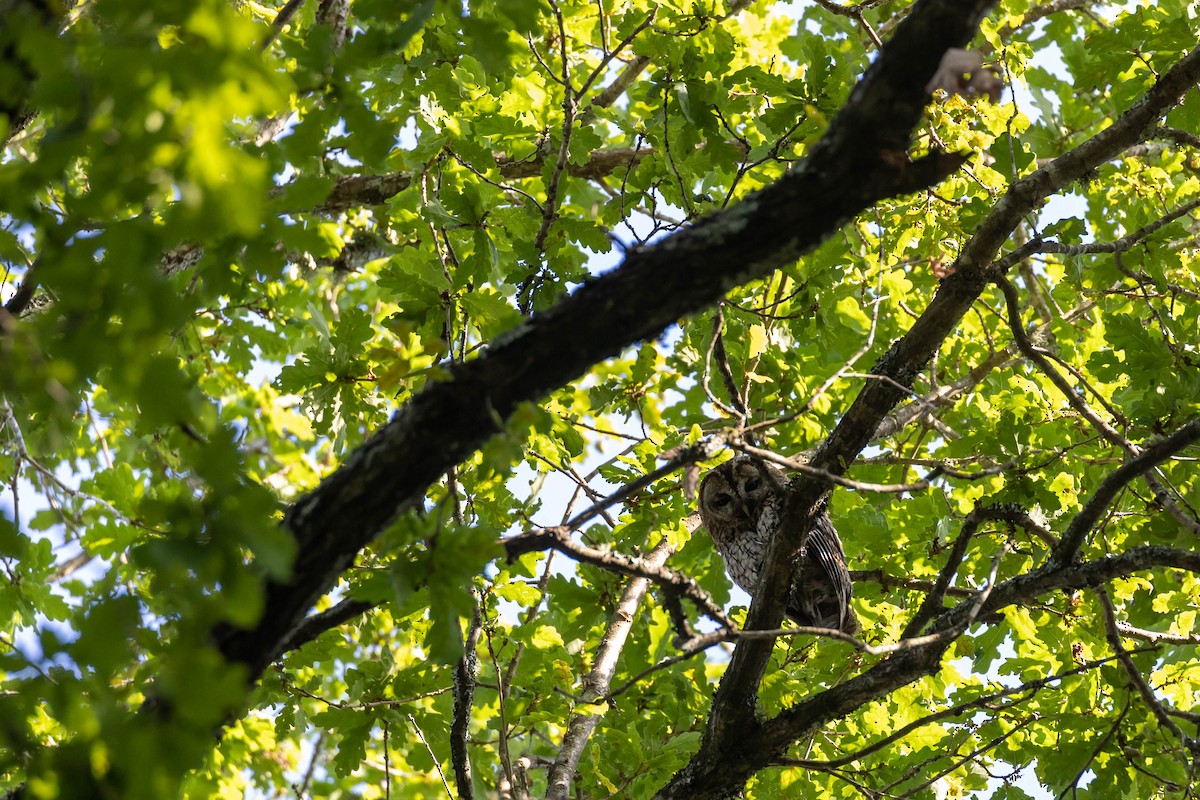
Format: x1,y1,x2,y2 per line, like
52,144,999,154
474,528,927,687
809,511,852,603
774,496,858,634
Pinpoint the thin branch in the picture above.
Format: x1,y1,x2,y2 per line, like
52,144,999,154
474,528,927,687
1115,621,1200,646
261,0,307,51
787,651,1146,770
997,274,1200,541
0,400,135,528
576,10,656,99
586,0,754,113
485,624,519,799
705,305,747,420
903,504,1055,641
734,442,939,494
1154,124,1200,150
1051,417,1200,566
528,451,618,529
293,732,326,799
50,552,93,582
892,714,1037,797
520,0,579,309
278,598,379,654
502,524,732,629
810,0,885,48
849,569,976,598
451,598,483,800
1012,0,1092,28
602,630,728,703
546,537,674,800
742,281,886,440
900,507,985,639
995,273,1128,444
1028,197,1200,257
1054,700,1130,800
1014,224,1055,324
1094,586,1191,747
284,680,453,711
559,438,721,533
407,713,454,798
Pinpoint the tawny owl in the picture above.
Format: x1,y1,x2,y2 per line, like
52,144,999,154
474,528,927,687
698,456,858,634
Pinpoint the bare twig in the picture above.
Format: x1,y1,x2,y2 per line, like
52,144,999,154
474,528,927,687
485,625,519,799
1115,621,1200,646
293,732,326,799
734,442,939,494
1055,700,1131,800
407,713,454,798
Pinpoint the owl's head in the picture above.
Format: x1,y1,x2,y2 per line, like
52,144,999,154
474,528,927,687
698,456,784,523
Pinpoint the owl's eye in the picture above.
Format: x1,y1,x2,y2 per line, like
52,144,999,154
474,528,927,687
744,478,760,492
711,493,733,508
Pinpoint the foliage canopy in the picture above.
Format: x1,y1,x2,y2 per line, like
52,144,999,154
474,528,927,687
2,0,1200,798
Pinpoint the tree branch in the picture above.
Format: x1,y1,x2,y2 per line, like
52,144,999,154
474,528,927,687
701,544,1200,798
277,598,378,654
1051,417,1200,566
260,0,307,51
451,598,483,800
899,505,987,639
207,0,993,694
787,650,1145,770
996,272,1200,538
1093,585,1192,748
546,537,674,800
502,523,732,629
1115,621,1200,646
664,40,1200,794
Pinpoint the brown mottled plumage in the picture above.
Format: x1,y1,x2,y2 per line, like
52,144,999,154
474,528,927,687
698,456,858,634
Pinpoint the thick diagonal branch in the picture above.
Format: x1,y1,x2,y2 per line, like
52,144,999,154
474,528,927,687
208,0,985,688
